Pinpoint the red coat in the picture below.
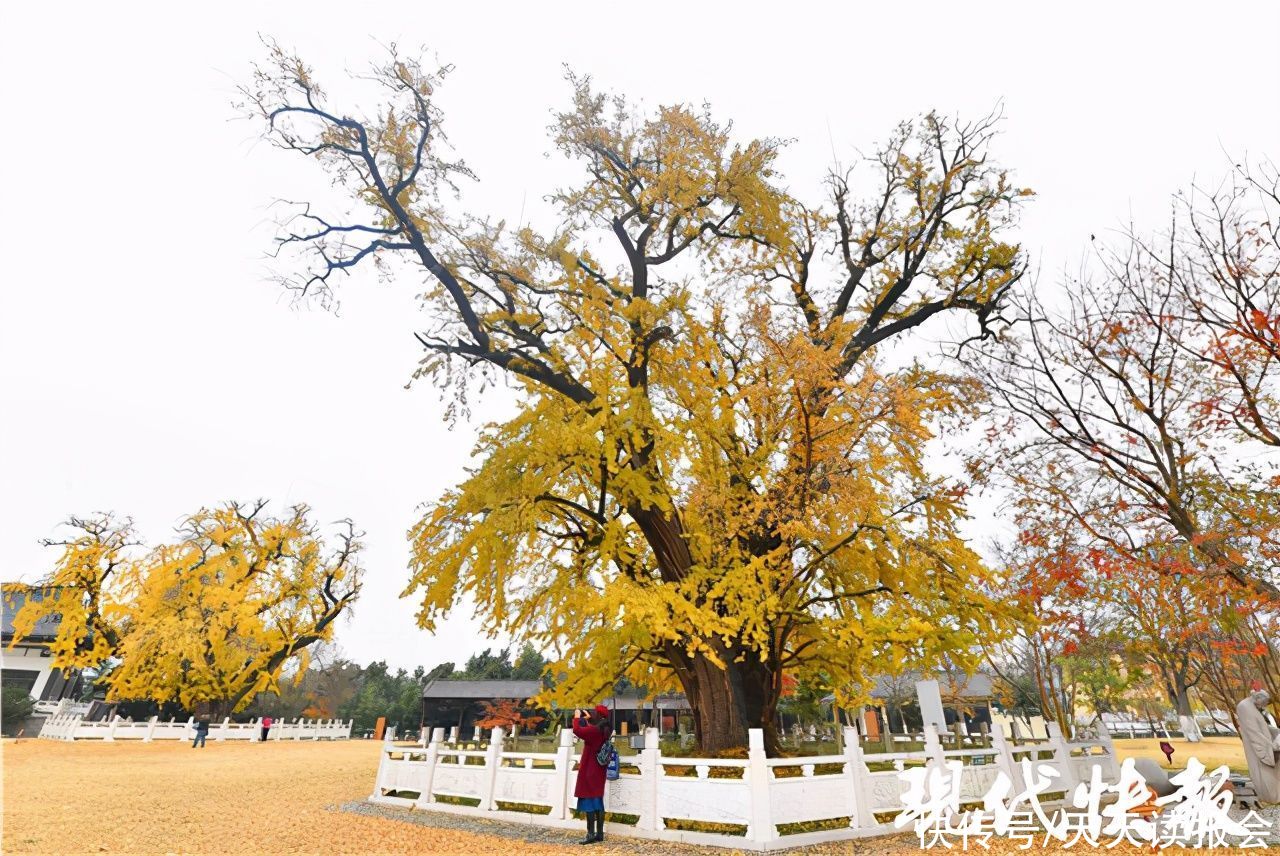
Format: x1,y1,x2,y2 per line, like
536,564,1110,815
572,717,612,798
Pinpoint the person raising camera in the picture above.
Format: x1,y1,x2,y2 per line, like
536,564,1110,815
571,704,613,845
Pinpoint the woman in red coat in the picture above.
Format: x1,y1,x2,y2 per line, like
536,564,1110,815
571,704,613,845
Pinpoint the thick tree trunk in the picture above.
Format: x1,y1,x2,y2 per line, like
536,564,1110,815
661,631,784,755
673,651,783,755
631,505,785,755
1161,668,1202,742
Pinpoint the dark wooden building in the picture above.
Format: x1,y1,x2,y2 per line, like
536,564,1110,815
421,679,693,736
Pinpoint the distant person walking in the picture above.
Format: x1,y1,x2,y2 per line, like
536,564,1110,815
572,704,613,845
192,716,210,749
261,715,273,742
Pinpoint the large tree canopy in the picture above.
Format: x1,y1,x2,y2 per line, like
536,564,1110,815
974,171,1280,718
245,45,1029,752
9,502,363,716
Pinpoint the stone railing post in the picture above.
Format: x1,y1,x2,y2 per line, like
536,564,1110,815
105,715,120,742
294,718,304,741
636,727,661,831
144,715,159,743
473,725,483,743
448,725,459,743
371,742,394,799
413,728,445,808
216,717,230,742
990,721,1023,794
1045,721,1076,793
746,728,773,846
1095,719,1119,780
550,726,575,820
843,726,876,829
479,726,505,811
922,724,946,771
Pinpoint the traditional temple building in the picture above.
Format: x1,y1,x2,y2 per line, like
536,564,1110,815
420,679,692,736
861,672,995,738
1,583,83,710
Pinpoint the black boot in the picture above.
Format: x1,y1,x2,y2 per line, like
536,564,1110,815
593,811,605,843
577,812,596,845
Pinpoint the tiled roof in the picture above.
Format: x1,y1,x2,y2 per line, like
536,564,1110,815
420,680,691,710
1,583,63,643
422,679,542,699
869,671,994,699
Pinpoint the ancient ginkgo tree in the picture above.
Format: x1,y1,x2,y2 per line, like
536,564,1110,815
9,502,363,717
244,45,1029,753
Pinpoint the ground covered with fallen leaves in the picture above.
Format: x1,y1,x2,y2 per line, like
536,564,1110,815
3,738,580,855
1,736,1270,854
1112,736,1248,774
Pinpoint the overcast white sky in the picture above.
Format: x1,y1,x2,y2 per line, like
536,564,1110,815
2,1,1277,674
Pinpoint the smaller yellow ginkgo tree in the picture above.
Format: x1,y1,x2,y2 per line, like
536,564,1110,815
7,501,364,719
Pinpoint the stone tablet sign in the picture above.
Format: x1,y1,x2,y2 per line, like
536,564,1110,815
916,679,946,733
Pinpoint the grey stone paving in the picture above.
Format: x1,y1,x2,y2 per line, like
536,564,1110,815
1230,802,1280,846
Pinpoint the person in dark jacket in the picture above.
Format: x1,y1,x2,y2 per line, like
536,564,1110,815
572,704,613,845
192,716,210,749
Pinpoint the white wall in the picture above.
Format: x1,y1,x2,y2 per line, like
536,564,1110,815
0,644,58,699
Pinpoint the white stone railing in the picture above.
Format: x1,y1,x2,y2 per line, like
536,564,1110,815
264,717,354,741
37,714,353,742
33,699,92,716
370,720,1120,851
